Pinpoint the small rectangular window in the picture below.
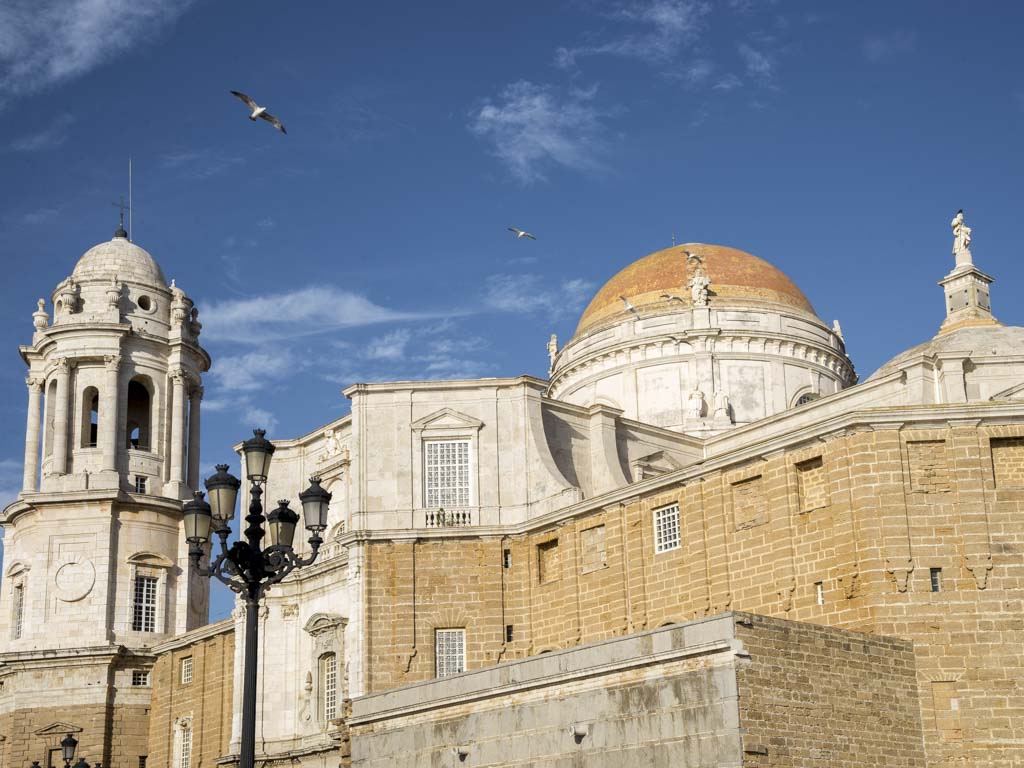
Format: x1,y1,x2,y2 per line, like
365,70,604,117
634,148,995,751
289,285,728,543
930,568,942,593
505,624,514,643
815,582,825,605
502,548,512,569
180,656,193,685
139,757,147,768
653,504,681,553
435,628,466,678
12,583,24,640
132,670,150,687
132,575,158,632
134,475,147,494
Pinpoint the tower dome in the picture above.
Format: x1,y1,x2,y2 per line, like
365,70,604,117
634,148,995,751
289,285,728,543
549,242,855,435
72,232,167,285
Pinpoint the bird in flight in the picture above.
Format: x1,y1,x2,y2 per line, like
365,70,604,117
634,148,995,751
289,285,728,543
230,91,287,134
661,293,685,304
620,296,640,319
508,227,537,240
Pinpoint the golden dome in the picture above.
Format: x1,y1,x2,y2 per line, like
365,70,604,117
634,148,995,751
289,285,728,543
575,243,817,336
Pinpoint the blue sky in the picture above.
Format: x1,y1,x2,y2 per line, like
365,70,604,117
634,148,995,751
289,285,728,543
1,1,1023,619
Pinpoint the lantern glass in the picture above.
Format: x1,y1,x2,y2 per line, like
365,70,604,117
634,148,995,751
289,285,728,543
205,464,241,529
267,500,299,549
299,476,332,532
61,733,78,763
242,428,275,482
183,492,212,544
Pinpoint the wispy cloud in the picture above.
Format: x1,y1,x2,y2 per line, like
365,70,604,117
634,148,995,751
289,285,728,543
161,149,245,179
210,349,300,393
7,113,74,151
0,1,196,105
712,73,743,91
737,42,774,84
469,81,608,184
484,274,594,319
365,329,412,361
201,285,443,343
20,207,60,225
556,0,710,68
863,30,916,62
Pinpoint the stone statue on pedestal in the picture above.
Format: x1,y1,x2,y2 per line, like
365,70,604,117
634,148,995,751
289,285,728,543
547,334,558,374
951,209,973,267
689,267,710,307
686,389,705,419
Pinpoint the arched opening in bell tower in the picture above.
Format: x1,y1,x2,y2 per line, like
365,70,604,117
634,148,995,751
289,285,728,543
80,386,99,448
43,378,57,457
126,378,153,451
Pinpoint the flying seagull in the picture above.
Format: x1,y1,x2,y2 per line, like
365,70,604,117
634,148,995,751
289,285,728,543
661,293,685,304
620,295,640,320
508,227,537,240
230,91,287,134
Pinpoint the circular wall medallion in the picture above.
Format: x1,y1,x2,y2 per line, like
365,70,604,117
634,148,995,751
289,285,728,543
54,556,96,602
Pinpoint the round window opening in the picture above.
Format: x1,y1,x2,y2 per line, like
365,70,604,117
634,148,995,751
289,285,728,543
795,393,820,407
137,295,152,312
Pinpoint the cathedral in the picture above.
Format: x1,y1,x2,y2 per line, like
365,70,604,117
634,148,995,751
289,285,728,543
1,212,1022,768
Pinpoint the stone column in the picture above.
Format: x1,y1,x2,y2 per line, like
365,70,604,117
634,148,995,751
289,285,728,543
101,355,121,472
170,370,187,486
51,357,71,475
22,377,44,491
187,386,202,490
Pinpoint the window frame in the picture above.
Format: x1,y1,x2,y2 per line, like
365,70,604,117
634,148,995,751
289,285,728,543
132,574,159,633
423,439,473,509
319,652,338,722
435,628,466,678
132,670,150,687
180,656,193,685
411,409,483,517
653,504,681,554
11,580,25,640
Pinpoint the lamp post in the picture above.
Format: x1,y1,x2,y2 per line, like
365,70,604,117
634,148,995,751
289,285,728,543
183,428,332,768
60,734,77,768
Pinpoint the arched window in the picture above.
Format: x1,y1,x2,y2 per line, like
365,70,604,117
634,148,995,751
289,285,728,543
43,379,57,457
319,652,338,722
795,392,820,407
81,386,99,448
126,378,152,450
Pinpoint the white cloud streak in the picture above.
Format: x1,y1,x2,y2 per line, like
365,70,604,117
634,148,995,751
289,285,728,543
469,81,607,184
0,1,196,105
201,286,444,343
484,274,595,319
556,0,710,67
738,42,773,83
863,30,917,62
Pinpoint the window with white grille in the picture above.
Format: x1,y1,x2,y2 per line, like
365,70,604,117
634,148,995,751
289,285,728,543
132,575,158,632
653,504,681,553
180,656,193,685
177,722,192,768
132,670,150,687
435,628,466,678
320,653,338,721
12,583,24,640
424,440,471,508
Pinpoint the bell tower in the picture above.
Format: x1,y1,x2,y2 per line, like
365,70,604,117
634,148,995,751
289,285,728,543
0,225,211,768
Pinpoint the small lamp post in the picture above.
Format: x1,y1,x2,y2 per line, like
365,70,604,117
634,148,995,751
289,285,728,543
183,429,331,768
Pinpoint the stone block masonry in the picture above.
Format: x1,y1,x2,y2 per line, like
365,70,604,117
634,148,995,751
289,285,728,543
348,612,924,768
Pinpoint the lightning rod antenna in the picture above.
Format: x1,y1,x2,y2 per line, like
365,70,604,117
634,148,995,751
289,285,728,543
129,157,133,241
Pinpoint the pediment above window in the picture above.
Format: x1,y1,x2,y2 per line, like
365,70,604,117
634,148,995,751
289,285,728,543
35,722,83,736
411,408,484,433
126,551,174,568
990,381,1024,401
303,612,347,636
5,560,30,578
631,450,685,481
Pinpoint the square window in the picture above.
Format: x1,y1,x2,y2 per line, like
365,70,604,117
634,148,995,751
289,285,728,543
930,568,942,593
435,628,466,678
132,670,150,687
180,656,193,685
424,440,471,508
653,505,681,553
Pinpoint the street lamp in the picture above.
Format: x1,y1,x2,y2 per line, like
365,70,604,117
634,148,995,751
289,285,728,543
183,429,331,768
60,734,77,767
